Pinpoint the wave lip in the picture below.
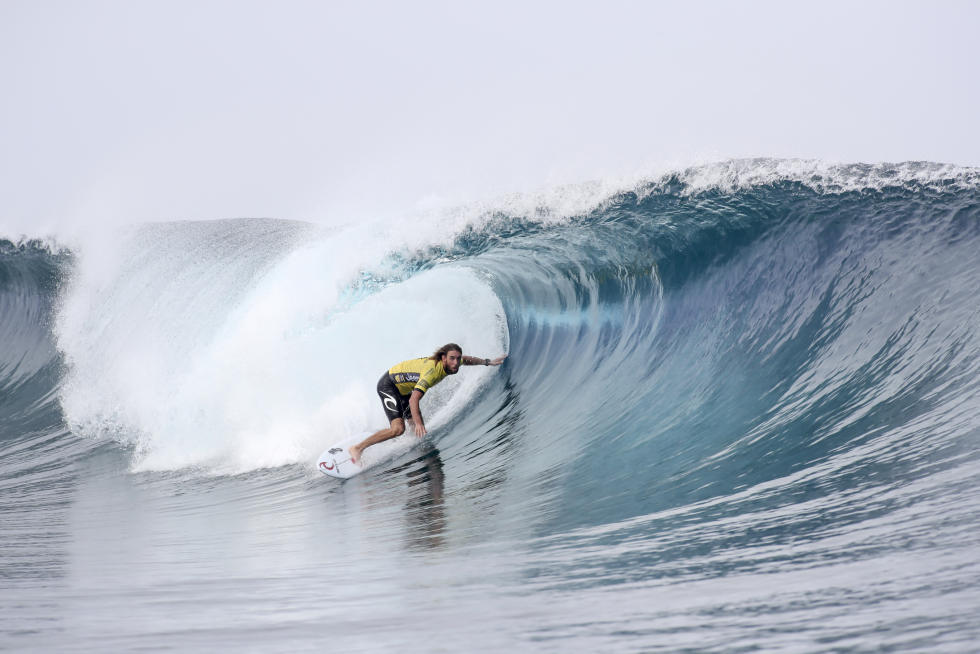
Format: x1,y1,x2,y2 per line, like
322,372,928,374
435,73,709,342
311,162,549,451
659,158,980,195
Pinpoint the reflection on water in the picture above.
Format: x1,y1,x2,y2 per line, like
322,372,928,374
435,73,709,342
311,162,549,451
388,448,446,551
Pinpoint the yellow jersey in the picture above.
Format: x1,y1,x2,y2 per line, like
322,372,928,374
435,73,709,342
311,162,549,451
387,357,449,396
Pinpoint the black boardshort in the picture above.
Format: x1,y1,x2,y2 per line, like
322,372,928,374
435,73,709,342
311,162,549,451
377,372,412,423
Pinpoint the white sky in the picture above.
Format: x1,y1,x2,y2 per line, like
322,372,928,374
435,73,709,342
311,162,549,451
1,0,978,237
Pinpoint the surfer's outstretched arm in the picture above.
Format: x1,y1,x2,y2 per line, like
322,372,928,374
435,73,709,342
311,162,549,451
462,354,507,366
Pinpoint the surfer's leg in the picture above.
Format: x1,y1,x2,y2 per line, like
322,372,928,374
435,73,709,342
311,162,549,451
350,418,406,463
354,374,412,464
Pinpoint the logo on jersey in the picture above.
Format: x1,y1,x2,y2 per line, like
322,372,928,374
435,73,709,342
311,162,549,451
392,372,421,385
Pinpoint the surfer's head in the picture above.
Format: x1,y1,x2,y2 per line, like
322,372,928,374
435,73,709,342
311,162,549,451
431,342,462,374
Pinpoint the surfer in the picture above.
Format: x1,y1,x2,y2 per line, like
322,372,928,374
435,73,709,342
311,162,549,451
349,343,507,464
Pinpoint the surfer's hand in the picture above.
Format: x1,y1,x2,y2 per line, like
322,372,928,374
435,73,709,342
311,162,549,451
415,421,427,438
489,355,507,366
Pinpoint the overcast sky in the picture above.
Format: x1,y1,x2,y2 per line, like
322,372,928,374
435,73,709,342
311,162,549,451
2,0,978,237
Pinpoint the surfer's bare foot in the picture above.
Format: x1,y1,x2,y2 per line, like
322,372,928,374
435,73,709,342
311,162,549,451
349,445,362,464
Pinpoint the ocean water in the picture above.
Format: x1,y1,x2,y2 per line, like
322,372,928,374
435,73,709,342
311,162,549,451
2,159,979,652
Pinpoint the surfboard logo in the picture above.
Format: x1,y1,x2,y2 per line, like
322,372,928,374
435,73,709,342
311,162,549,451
328,447,343,454
319,460,336,472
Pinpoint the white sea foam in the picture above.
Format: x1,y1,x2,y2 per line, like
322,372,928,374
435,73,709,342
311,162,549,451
667,158,980,195
55,220,507,473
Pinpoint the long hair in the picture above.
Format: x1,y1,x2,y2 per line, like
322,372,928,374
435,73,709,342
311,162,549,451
430,342,462,361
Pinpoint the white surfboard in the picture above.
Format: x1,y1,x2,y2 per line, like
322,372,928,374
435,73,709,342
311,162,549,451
316,429,369,479
316,443,361,479
316,428,425,480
